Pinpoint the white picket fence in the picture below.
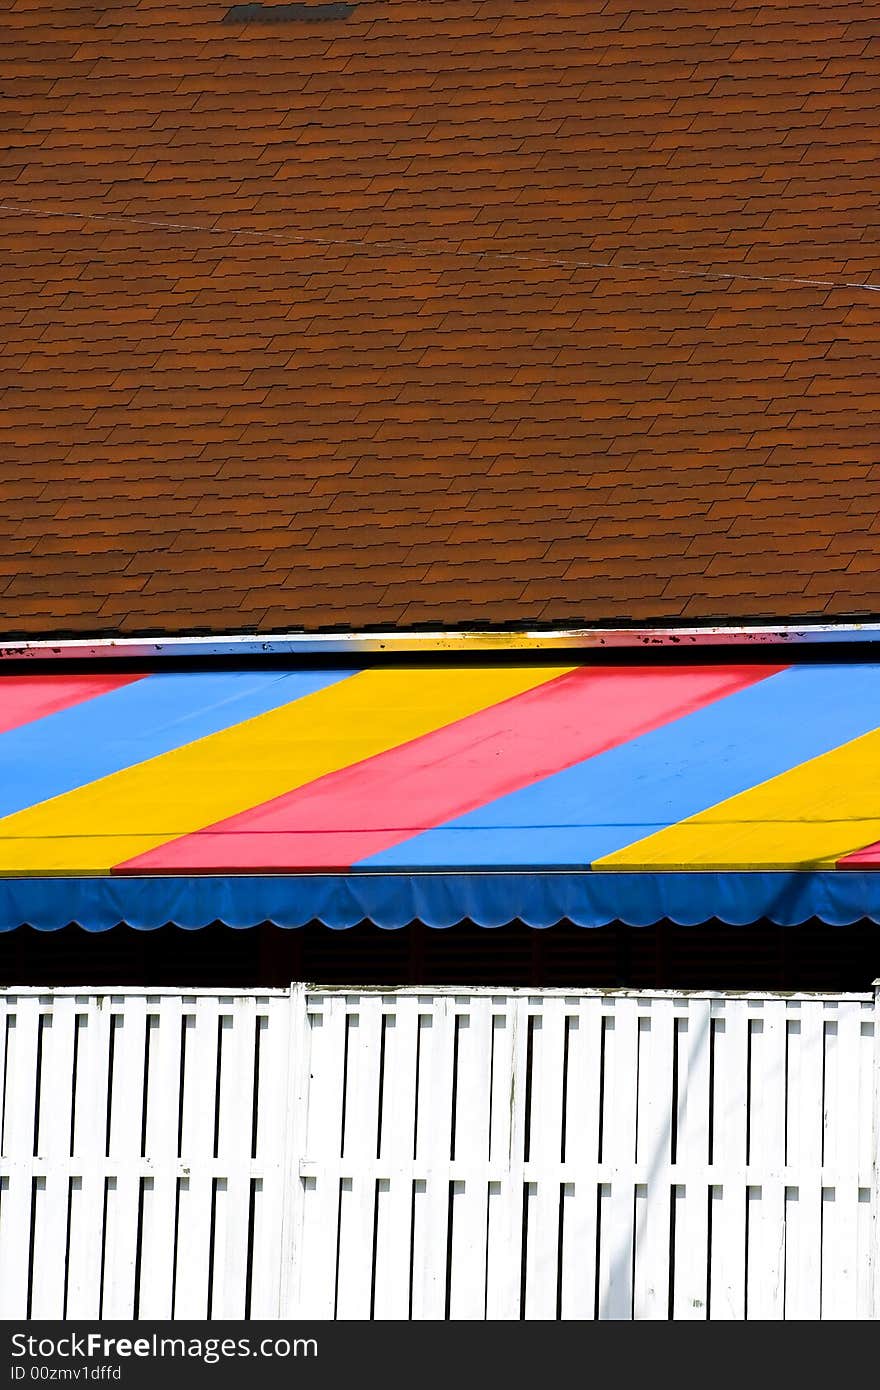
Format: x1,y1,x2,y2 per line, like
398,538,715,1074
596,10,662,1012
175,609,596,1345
0,985,876,1320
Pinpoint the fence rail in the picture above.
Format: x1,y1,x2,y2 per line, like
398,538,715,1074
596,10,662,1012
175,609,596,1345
0,985,876,1320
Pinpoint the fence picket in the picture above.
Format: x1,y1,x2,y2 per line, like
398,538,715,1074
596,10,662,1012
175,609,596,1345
783,1177,821,1320
101,1173,140,1319
334,1176,375,1319
633,1001,673,1320
746,1179,785,1320
29,1173,68,1318
371,997,420,1320
249,997,289,1320
292,991,343,1318
558,1178,597,1319
136,1174,176,1319
173,1174,213,1318
671,1180,709,1320
0,985,875,1321
36,1000,76,1163
212,998,257,1320
411,996,455,1320
4,1004,39,1161
108,1000,147,1162
0,1171,32,1318
371,1176,412,1320
143,997,182,1165
64,1173,104,1319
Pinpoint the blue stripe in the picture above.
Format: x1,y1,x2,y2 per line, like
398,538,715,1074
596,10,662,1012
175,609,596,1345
0,669,354,819
359,665,880,868
0,870,879,930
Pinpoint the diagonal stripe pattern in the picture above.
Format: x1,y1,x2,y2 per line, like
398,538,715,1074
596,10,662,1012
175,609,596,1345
0,665,567,874
121,663,778,872
3,660,880,878
0,672,144,740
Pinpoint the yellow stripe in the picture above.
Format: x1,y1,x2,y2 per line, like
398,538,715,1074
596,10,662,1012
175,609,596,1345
0,665,571,874
597,726,880,871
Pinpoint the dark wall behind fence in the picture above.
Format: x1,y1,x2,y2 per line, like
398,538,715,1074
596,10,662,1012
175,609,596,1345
1,920,878,993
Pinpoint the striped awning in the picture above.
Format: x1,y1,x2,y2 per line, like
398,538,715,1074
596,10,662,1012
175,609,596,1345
2,661,880,929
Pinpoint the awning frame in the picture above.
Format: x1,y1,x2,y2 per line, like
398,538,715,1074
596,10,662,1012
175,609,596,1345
3,871,880,932
3,619,880,664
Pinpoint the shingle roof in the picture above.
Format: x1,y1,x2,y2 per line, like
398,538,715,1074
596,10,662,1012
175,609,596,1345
3,0,879,637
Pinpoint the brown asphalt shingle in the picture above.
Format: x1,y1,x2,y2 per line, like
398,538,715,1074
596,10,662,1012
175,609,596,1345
1,0,879,637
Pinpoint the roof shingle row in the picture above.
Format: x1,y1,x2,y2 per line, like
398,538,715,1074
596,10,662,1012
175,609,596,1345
2,0,879,635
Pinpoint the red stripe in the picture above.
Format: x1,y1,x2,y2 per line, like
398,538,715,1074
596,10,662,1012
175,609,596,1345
838,842,880,868
118,663,785,874
0,673,145,738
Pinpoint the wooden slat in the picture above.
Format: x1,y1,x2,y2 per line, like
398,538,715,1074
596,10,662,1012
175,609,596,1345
522,1179,560,1320
709,1183,746,1321
0,985,873,1322
565,999,603,1169
343,1004,383,1168
0,998,9,1161
371,1176,412,1320
410,1173,450,1321
748,1003,786,1172
212,997,258,1320
173,1174,213,1318
100,1173,140,1319
29,1174,68,1318
294,1174,339,1318
597,1180,634,1320
786,1003,824,1173
3,1002,40,1159
633,1001,673,1320
446,1000,492,1318
107,999,147,1162
671,1180,709,1321
410,996,455,1320
0,1172,33,1318
36,1000,77,1163
488,1003,516,1170
64,1173,104,1319
558,1179,597,1320
250,997,288,1319
745,1180,785,1319
179,999,219,1165
212,1174,251,1320
136,1175,176,1319
143,999,182,1163
334,1176,375,1319
708,1000,748,1321
783,1178,821,1320
381,997,419,1167
72,1000,112,1164
603,998,639,1170
672,1001,711,1320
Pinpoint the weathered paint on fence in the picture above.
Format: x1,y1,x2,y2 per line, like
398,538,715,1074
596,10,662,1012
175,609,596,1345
0,986,876,1320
